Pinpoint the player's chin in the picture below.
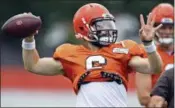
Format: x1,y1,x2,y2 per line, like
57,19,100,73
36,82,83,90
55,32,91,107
160,43,173,48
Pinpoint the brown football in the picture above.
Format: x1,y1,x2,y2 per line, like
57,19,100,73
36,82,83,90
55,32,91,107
1,13,42,38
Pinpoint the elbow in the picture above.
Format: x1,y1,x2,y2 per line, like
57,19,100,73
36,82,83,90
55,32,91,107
139,95,151,106
151,58,163,74
24,66,42,75
24,65,35,73
24,67,33,72
150,63,163,74
154,67,163,74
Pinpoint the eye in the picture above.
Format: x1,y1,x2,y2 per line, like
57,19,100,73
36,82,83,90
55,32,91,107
168,26,174,29
96,24,104,29
97,31,108,36
97,31,102,34
161,26,166,29
161,24,174,30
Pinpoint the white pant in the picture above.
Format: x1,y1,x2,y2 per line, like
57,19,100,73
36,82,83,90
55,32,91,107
76,81,127,107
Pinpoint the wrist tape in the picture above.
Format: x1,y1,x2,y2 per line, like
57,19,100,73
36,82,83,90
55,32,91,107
22,39,35,50
144,41,156,53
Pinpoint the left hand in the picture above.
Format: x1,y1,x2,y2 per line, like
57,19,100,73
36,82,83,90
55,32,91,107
139,13,162,43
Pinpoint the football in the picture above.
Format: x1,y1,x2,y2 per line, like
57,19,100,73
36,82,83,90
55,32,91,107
1,13,42,38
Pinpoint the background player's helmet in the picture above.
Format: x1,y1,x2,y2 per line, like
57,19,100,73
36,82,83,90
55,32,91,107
73,3,118,47
151,3,174,45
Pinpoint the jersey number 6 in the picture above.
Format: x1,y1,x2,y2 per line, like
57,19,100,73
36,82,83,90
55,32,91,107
86,55,107,70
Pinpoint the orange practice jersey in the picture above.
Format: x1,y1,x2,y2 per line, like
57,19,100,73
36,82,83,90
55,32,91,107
151,45,174,87
53,40,146,93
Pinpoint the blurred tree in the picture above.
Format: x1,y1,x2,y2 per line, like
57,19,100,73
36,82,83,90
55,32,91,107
0,0,174,65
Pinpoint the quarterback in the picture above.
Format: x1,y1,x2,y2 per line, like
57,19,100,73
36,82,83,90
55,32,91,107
22,3,162,107
136,3,174,107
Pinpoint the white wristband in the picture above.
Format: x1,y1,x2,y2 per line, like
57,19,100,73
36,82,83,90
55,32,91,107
144,41,156,53
22,39,36,50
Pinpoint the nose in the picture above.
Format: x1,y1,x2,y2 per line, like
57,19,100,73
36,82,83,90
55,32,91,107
162,26,173,37
164,27,172,33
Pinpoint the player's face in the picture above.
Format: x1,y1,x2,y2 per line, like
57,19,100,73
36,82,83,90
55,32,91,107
156,24,174,45
157,24,174,38
89,19,118,46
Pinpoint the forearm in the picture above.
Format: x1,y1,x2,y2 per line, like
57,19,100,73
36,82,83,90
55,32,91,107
137,89,151,106
23,49,40,71
147,51,162,74
143,41,163,74
138,95,150,106
136,73,152,106
22,36,64,75
22,36,40,71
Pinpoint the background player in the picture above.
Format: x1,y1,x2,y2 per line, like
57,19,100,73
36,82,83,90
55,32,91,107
136,3,174,106
22,3,162,107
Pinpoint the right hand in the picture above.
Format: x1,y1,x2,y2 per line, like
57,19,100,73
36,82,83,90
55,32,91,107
24,30,38,42
23,12,39,42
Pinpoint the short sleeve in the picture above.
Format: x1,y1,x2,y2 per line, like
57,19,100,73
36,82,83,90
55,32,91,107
53,43,72,60
137,44,148,58
150,73,169,101
123,40,147,58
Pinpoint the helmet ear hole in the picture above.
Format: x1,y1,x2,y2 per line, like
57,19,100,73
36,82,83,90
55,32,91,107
79,27,84,31
89,4,93,7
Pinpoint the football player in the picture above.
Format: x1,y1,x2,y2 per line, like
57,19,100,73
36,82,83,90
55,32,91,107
136,3,174,107
22,3,162,107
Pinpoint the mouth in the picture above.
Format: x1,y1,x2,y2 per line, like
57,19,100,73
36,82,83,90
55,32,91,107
158,37,174,45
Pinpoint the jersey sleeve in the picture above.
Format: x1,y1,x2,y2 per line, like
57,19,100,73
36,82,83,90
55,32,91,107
53,43,72,60
150,68,174,102
138,44,148,58
123,40,147,58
